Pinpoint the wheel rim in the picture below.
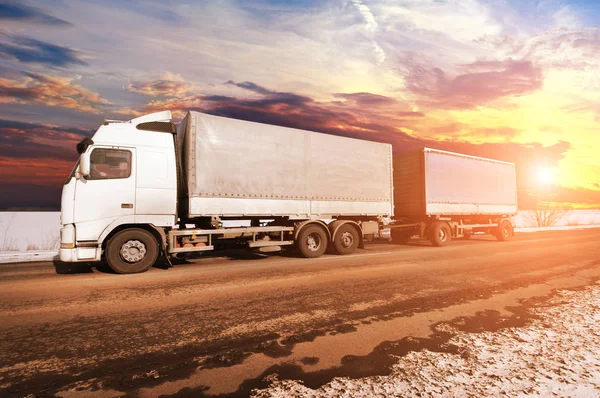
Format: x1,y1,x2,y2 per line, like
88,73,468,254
502,225,510,237
340,231,354,248
306,233,322,252
438,228,447,242
120,240,147,263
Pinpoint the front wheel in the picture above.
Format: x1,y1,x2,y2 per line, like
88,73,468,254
429,221,451,247
106,228,159,274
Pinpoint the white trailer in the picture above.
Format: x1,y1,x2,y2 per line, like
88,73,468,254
60,111,390,273
177,111,393,218
59,110,517,274
389,148,518,246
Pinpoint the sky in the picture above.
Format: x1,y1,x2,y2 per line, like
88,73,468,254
0,0,599,210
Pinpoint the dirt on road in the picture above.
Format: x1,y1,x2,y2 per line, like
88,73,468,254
1,229,599,397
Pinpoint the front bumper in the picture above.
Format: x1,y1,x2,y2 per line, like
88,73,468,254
59,247,101,262
60,248,76,262
60,224,101,262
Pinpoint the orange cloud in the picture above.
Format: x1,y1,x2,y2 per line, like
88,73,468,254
0,72,109,113
0,157,73,186
126,73,192,97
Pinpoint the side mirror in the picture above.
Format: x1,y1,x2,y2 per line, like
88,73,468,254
79,153,91,178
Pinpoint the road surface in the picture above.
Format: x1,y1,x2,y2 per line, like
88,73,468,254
1,229,599,397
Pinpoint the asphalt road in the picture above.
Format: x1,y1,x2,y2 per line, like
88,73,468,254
1,229,599,397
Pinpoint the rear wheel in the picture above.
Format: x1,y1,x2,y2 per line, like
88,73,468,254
297,225,328,258
106,228,159,274
429,222,451,247
496,220,513,241
333,224,360,255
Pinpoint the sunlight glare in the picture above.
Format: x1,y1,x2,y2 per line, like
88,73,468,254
536,166,557,185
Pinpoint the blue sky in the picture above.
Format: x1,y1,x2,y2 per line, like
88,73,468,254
0,0,599,209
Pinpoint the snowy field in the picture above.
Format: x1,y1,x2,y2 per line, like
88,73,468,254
251,282,600,397
0,212,60,252
1,210,600,253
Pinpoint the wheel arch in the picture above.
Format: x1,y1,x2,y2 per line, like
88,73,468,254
101,223,166,252
294,220,331,241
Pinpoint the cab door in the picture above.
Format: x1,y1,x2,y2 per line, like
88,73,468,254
73,146,136,242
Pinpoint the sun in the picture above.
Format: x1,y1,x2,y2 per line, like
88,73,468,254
536,166,557,185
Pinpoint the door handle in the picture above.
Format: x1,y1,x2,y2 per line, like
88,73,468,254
121,203,133,209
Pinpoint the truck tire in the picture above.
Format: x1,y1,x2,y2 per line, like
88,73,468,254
333,224,360,255
106,228,159,274
297,224,328,258
429,221,451,247
496,220,513,242
391,228,411,244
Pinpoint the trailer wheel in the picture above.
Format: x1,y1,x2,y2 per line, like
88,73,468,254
333,224,360,255
429,222,451,247
496,220,513,242
297,224,328,258
391,229,411,244
106,228,159,274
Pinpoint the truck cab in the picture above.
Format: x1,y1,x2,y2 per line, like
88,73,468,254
60,111,177,266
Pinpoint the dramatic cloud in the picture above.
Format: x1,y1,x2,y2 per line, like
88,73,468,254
0,73,109,113
403,58,543,109
0,119,90,160
0,119,86,209
141,81,424,147
127,73,192,97
0,35,86,67
2,78,598,210
0,1,71,26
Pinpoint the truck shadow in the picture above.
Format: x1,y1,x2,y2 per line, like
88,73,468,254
392,237,497,247
52,259,95,274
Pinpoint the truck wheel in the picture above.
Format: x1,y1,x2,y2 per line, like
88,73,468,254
297,225,328,258
429,222,451,247
391,228,411,244
496,220,513,242
333,224,360,255
106,228,159,274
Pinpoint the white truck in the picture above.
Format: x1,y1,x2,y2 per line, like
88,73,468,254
59,110,517,273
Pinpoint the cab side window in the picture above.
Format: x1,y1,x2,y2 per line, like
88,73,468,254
89,149,131,180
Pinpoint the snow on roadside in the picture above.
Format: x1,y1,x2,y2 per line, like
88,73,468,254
251,282,600,397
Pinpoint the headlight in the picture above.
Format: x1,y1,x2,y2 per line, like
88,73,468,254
60,224,75,248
